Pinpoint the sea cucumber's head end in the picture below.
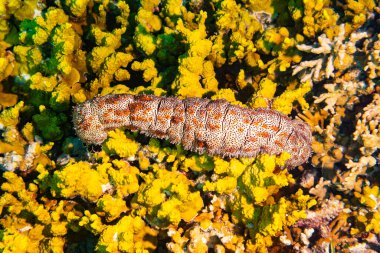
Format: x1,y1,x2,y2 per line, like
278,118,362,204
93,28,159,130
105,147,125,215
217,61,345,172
72,101,107,145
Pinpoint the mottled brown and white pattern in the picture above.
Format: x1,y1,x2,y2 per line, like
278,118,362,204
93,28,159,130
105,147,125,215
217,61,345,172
73,94,312,167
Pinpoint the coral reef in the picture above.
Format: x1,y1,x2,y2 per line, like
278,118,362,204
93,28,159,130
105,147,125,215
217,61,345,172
1,0,379,252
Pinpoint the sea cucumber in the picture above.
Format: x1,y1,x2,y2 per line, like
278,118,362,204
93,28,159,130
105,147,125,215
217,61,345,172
72,94,312,167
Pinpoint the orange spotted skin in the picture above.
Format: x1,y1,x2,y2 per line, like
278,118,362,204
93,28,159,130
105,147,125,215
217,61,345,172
73,94,312,167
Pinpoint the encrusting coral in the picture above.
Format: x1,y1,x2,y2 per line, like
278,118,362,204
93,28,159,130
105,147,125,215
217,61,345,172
1,0,380,252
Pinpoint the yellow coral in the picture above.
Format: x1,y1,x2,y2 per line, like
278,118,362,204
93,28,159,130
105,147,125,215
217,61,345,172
203,176,237,194
133,168,203,227
96,215,158,252
134,26,157,56
131,59,158,82
355,185,379,211
29,72,58,92
96,194,128,222
0,101,24,127
272,81,312,114
1,172,52,225
50,161,109,202
136,9,162,33
239,153,293,204
0,227,37,253
62,0,90,17
108,159,140,197
224,153,315,245
103,129,140,158
213,157,247,177
180,155,214,173
211,88,241,105
250,78,277,108
79,210,106,235
90,52,133,95
0,44,16,82
50,23,80,75
35,8,69,32
171,12,219,98
300,0,340,38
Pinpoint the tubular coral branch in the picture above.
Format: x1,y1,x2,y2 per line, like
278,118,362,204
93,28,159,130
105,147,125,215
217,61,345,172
73,94,312,167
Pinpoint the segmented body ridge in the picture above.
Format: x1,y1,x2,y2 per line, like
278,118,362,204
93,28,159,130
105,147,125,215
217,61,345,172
73,94,312,167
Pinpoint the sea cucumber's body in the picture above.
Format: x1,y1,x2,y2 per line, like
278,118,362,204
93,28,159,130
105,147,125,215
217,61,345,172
73,94,312,167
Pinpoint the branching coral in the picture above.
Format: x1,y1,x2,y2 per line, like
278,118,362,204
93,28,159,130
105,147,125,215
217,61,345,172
293,24,368,83
102,129,140,159
352,93,380,157
167,215,246,252
0,171,81,252
13,7,89,108
289,7,380,252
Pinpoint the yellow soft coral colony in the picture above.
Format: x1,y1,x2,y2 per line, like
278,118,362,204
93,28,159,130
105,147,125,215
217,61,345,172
0,102,27,158
210,0,262,67
0,99,55,174
290,0,340,39
0,172,74,253
225,154,316,249
107,159,140,198
249,78,311,115
344,0,376,33
203,158,247,194
0,0,41,41
0,101,23,128
15,7,89,105
353,185,380,234
60,0,90,17
88,29,133,96
132,166,203,228
103,129,140,159
272,81,311,115
96,215,158,252
172,11,218,98
50,161,109,202
0,42,17,85
96,194,128,222
255,27,302,74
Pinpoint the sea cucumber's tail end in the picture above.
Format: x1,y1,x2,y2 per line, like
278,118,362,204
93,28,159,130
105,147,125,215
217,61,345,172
72,101,107,145
293,119,313,145
286,118,313,168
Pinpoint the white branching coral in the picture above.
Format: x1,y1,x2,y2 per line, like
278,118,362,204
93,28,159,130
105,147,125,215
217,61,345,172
340,156,377,192
292,24,367,83
353,93,380,156
313,70,366,114
336,93,380,191
364,34,380,79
